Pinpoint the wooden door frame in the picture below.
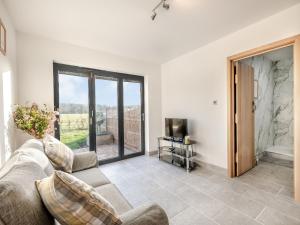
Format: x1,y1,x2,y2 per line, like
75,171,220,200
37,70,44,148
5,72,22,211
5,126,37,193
227,34,300,202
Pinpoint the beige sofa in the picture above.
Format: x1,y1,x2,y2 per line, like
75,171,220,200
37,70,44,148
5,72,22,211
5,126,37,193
0,139,168,225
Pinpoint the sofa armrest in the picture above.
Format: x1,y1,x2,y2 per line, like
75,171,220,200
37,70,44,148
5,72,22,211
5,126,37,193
72,151,98,172
120,203,169,225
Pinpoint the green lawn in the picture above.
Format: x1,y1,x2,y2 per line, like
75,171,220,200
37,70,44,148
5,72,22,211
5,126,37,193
60,114,89,150
61,130,88,150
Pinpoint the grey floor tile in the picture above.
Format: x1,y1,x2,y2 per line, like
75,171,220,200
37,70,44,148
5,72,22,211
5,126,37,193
183,174,218,195
100,156,297,225
208,174,253,195
146,188,188,218
176,185,226,218
257,207,300,225
171,207,217,225
237,173,283,194
213,206,255,225
212,190,264,218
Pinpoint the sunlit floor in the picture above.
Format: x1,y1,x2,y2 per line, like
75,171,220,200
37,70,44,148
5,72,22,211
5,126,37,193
100,155,299,225
96,144,137,160
74,145,138,161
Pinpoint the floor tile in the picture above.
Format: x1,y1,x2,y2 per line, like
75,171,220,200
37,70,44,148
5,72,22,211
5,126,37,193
146,188,188,218
257,207,300,225
212,190,264,218
213,206,255,225
99,156,297,225
175,185,226,218
171,207,217,225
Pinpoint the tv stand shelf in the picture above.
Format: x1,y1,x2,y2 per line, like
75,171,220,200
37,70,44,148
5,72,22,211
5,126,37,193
158,137,196,172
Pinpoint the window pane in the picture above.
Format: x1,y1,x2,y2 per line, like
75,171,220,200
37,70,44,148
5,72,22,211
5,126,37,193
95,77,119,161
123,81,142,155
58,73,89,152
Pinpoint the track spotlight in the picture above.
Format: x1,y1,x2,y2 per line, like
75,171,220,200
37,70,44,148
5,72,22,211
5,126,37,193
151,0,170,21
163,2,170,10
151,12,157,21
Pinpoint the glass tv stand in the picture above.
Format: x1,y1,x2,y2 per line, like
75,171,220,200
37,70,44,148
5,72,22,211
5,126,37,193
157,137,196,172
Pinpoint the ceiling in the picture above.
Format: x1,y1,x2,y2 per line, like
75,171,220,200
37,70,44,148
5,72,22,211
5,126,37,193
3,0,300,64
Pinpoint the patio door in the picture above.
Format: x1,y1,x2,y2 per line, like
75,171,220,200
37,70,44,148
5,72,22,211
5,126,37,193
123,80,144,156
54,63,145,164
94,76,121,162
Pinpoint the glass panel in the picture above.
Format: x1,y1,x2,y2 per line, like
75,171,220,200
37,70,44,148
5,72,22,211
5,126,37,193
123,81,142,155
58,73,89,153
95,77,119,161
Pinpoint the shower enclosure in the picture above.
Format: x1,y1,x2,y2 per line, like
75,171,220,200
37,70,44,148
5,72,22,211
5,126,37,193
241,46,294,164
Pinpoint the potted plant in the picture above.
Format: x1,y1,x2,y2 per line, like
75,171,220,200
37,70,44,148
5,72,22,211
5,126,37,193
13,103,56,139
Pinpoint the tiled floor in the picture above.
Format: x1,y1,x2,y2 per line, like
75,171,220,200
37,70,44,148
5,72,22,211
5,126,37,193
100,156,300,225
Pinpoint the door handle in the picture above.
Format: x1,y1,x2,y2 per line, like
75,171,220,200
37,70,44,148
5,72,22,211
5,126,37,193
252,102,256,113
142,113,145,121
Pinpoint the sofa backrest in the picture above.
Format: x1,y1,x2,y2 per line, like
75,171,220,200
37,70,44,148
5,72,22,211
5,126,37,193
14,139,54,176
0,139,55,225
0,161,55,225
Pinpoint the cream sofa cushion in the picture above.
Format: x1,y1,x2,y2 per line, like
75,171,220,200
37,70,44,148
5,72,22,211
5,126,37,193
44,135,74,173
36,171,121,225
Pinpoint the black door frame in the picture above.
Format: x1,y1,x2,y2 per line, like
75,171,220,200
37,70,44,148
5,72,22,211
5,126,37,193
53,63,145,164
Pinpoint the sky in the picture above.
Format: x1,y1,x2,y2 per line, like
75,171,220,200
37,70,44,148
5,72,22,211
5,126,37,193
59,74,141,106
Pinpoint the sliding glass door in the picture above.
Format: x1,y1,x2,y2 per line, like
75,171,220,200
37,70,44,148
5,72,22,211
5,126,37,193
54,63,145,164
123,80,143,156
95,76,120,161
55,72,90,153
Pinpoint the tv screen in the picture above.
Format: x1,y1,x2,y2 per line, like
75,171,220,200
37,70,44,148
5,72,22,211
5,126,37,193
165,118,188,140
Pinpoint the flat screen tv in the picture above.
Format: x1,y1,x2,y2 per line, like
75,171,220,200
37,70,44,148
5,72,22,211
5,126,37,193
165,118,188,141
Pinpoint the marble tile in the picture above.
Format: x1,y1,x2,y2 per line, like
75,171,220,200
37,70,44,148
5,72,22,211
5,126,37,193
242,55,293,159
273,59,294,147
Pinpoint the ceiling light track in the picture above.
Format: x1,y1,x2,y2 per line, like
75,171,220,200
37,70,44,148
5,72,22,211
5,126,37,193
151,0,170,21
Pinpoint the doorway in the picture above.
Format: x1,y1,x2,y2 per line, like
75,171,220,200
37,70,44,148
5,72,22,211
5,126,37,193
242,47,293,167
227,35,300,202
53,63,145,164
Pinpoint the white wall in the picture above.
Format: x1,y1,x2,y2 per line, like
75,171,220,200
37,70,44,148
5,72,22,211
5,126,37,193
0,0,17,165
17,32,162,154
161,3,300,168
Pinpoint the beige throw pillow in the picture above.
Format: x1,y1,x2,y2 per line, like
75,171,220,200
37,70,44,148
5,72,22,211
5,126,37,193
36,171,122,225
43,135,74,173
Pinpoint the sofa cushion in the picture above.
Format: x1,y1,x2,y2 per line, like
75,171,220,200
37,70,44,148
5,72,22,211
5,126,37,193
120,203,169,225
20,139,45,151
73,167,110,187
72,151,98,172
0,151,32,179
0,161,54,225
95,184,132,215
36,171,121,225
44,135,74,173
14,147,54,176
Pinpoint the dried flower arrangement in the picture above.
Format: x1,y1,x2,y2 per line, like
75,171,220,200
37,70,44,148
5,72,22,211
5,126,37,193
13,103,56,139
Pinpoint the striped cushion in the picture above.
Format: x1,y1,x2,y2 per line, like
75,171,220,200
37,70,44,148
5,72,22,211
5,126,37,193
44,135,74,173
36,171,122,225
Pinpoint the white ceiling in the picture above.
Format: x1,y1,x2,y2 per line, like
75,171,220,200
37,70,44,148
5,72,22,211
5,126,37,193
3,0,300,63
